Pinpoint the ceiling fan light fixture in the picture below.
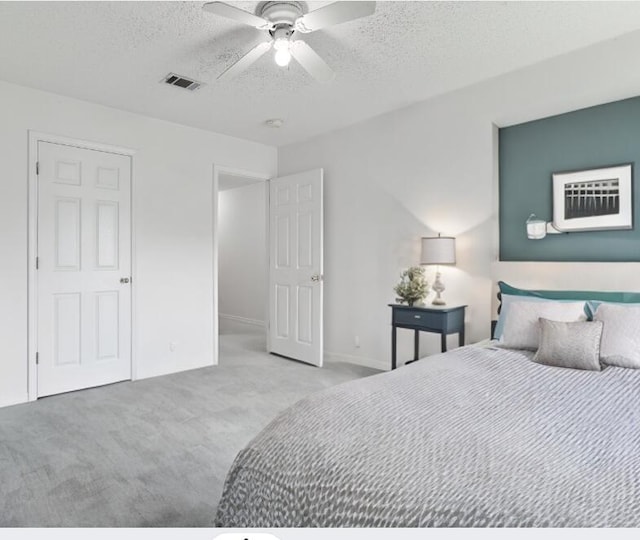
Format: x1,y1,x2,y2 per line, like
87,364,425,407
273,37,292,66
273,37,290,51
274,47,292,67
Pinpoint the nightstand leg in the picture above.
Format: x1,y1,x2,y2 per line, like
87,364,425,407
391,326,397,370
459,328,465,347
441,333,447,353
413,330,419,361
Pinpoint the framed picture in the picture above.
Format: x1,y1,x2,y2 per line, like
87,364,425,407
552,164,633,232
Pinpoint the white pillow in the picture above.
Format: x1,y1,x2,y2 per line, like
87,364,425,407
594,303,640,368
501,301,587,350
494,294,583,340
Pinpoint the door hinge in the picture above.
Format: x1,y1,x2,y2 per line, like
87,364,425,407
36,256,39,270
36,161,39,175
35,352,39,365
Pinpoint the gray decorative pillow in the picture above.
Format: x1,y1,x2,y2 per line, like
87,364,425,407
533,318,603,371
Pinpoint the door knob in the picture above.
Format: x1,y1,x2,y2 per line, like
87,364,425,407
311,274,323,282
120,277,130,284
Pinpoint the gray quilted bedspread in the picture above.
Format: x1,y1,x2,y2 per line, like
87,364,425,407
214,345,640,527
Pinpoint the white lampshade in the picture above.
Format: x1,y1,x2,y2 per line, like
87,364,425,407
420,236,456,265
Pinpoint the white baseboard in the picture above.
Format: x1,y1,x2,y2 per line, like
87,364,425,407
325,350,388,371
136,357,214,381
219,313,266,328
0,392,29,409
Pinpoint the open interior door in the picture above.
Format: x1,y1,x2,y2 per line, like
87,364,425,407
268,169,323,366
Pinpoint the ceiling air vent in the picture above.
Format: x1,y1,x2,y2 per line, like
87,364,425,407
162,73,204,91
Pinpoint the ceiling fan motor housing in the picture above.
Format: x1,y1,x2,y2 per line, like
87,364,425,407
259,1,303,27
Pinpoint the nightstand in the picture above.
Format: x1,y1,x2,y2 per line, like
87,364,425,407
388,304,467,370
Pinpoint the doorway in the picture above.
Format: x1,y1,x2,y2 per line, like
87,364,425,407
212,166,324,367
214,168,270,363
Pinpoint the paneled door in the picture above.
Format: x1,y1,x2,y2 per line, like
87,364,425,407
268,169,323,366
37,141,132,397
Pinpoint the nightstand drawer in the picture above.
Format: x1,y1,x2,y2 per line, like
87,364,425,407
393,309,443,330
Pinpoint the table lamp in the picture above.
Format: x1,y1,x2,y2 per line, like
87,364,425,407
420,234,456,305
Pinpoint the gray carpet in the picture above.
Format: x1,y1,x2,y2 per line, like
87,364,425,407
0,331,379,526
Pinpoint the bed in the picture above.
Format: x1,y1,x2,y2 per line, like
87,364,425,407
215,342,640,527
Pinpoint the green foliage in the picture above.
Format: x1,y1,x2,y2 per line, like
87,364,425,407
394,266,430,306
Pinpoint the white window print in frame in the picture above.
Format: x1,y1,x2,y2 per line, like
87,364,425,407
552,164,633,232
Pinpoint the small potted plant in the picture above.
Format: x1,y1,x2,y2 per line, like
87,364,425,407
394,266,430,307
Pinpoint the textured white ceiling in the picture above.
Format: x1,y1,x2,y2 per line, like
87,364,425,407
1,1,640,146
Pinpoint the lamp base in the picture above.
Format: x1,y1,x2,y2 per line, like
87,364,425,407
432,270,446,306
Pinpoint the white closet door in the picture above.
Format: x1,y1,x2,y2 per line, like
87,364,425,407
268,169,323,366
37,141,132,397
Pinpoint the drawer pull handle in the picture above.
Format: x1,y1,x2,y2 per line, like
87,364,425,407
414,315,421,319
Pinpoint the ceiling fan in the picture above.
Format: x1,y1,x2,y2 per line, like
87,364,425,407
203,1,376,82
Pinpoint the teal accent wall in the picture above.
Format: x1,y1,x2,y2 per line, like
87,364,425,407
499,96,640,261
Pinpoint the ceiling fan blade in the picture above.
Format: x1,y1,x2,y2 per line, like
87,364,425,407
203,2,271,29
218,41,272,81
290,40,335,83
295,1,376,33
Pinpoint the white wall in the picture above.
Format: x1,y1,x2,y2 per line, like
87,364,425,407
218,182,267,330
0,79,276,407
278,31,640,370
